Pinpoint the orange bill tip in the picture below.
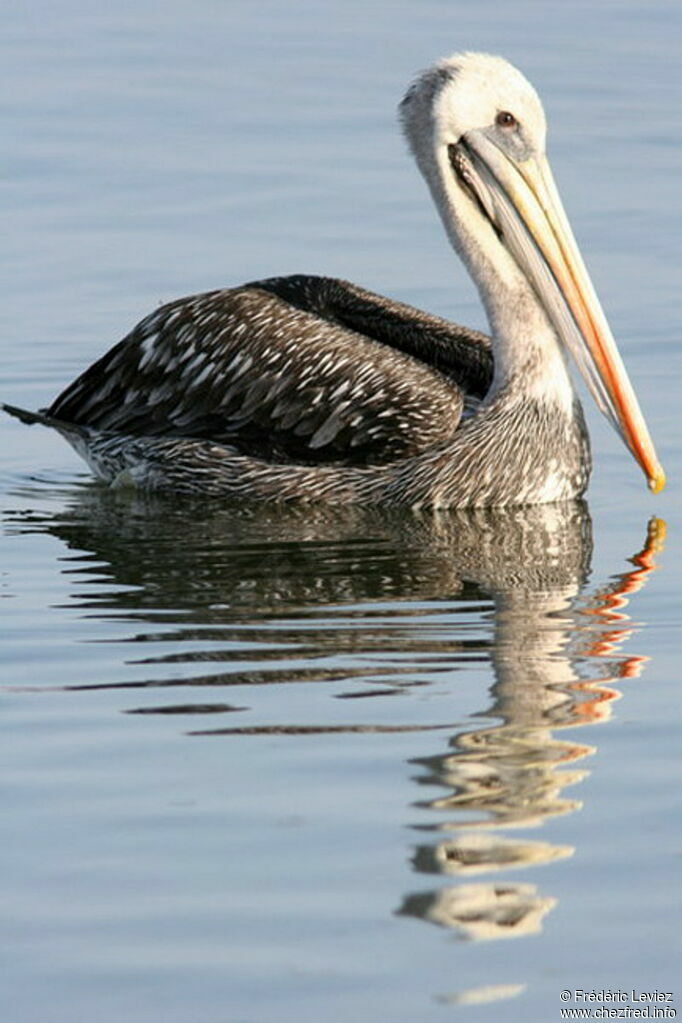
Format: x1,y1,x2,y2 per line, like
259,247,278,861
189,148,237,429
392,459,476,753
648,467,666,495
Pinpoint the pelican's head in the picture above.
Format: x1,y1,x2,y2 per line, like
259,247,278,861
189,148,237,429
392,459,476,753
400,52,665,495
401,53,546,177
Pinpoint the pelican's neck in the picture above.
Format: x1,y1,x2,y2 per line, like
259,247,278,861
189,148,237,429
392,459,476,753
426,150,575,414
401,106,577,414
480,275,575,414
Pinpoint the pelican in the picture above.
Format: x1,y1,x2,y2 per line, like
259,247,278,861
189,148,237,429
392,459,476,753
3,52,665,506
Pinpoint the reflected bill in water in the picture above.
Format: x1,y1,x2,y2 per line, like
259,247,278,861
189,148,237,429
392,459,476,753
398,517,663,941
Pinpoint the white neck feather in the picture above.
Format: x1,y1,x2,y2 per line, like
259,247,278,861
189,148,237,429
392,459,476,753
401,65,575,415
429,146,574,413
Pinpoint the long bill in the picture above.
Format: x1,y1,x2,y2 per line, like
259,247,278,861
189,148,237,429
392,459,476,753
460,130,665,494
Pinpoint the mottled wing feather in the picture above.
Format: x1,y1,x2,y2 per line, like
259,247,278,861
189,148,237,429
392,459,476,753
49,276,493,466
252,275,493,398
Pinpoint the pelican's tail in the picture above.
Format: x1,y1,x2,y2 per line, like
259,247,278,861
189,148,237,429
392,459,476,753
2,401,90,440
2,402,53,427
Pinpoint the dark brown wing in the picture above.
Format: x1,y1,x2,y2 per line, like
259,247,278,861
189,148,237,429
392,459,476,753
253,275,493,398
48,276,493,466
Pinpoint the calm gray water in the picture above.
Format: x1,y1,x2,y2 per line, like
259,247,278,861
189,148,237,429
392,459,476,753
2,2,681,1021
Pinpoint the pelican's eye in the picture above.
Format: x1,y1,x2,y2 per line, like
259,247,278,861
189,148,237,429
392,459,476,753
495,110,518,129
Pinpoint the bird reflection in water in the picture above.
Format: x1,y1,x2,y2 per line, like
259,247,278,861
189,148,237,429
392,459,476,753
7,488,665,952
398,517,664,942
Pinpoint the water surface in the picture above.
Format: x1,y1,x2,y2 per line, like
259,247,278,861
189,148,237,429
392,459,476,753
2,3,681,1021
